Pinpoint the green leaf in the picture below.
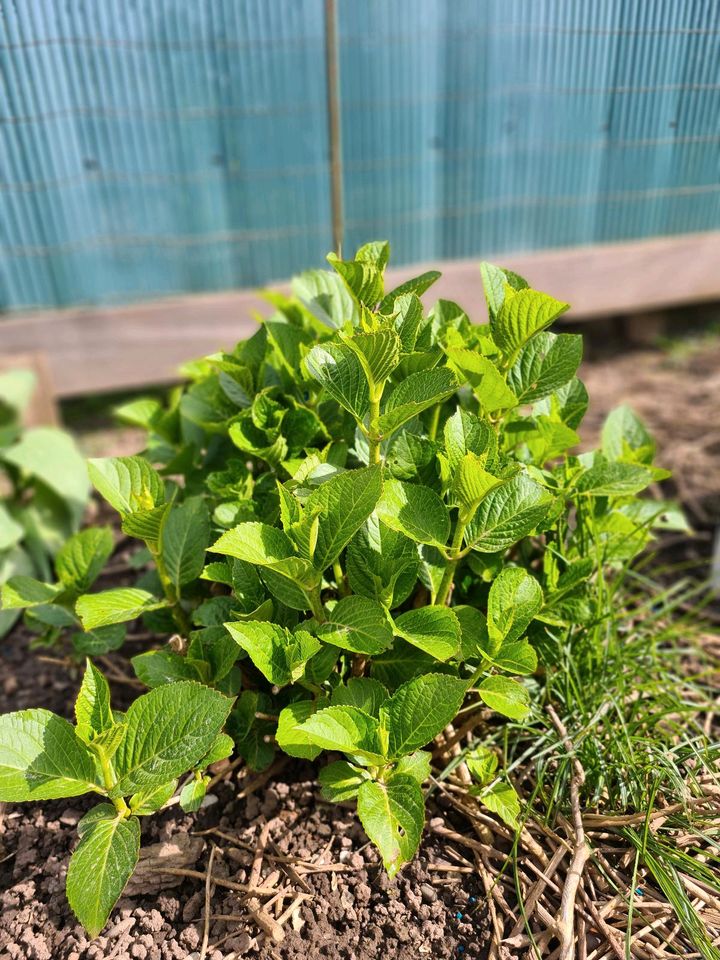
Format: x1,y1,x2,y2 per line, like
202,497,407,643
394,750,432,784
575,460,654,497
0,503,23,552
72,624,126,657
491,288,569,358
453,453,506,514
480,262,511,319
379,271,440,313
357,774,424,877
453,605,491,661
121,504,169,545
56,527,114,593
225,621,320,686
1,576,62,610
478,781,521,830
346,517,420,609
478,676,531,720
445,349,517,412
129,779,178,816
463,474,552,553
533,376,588,430
259,557,319,611
89,723,127,762
275,700,324,760
131,649,204,688
466,746,498,786
0,709,98,801
318,596,393,655
160,497,210,593
377,368,457,435
319,760,371,802
179,777,208,813
384,673,468,758
393,607,461,662
327,250,384,306
343,329,402,389
376,479,450,548
305,465,383,572
199,732,235,767
305,341,370,422
113,682,233,795
292,268,359,329
75,661,113,744
76,588,168,631
487,568,543,647
331,678,389,717
66,810,140,937
3,427,89,524
492,640,538,675
443,409,497,472
295,705,385,764
88,456,165,516
210,521,295,565
601,405,655,464
507,332,583,404
371,639,455,690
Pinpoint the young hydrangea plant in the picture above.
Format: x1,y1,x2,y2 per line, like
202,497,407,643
0,242,683,935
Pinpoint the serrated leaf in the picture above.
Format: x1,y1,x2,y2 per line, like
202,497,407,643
357,774,424,877
445,349,517,412
295,705,385,764
210,522,295,565
130,779,178,816
319,759,371,802
292,268,359,329
305,465,383,572
453,605,491,661
487,568,543,648
3,427,89,524
371,639,456,690
453,453,506,514
478,676,530,720
112,682,233,795
479,781,521,829
379,271,440,313
76,588,167,631
385,673,468,758
394,750,432,784
393,607,461,662
225,621,320,686
305,341,370,422
199,732,234,767
463,474,552,553
343,328,402,389
533,376,588,430
575,460,654,497
318,596,393,655
179,777,208,812
90,723,127,761
131,649,204,688
160,497,210,593
66,811,140,937
275,700,324,760
346,517,420,609
1,576,62,610
491,288,569,358
601,405,655,464
376,479,450,548
121,504,169,545
0,709,98,801
56,527,114,593
443,408,497,472
377,368,457,435
331,678,389,717
507,332,583,404
72,624,126,657
466,746,498,786
492,640,537,675
88,456,165,516
328,251,384,306
75,661,113,743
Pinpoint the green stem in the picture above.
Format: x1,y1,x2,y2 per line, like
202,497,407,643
367,394,382,465
436,515,468,607
333,559,349,597
309,586,326,623
152,546,191,637
98,749,130,817
427,403,441,441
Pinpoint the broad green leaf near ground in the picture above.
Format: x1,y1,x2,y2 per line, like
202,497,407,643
376,478,450,547
384,673,468,758
357,774,425,877
317,596,393,655
393,607,462,661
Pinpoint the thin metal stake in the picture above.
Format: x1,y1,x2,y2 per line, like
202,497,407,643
325,0,344,257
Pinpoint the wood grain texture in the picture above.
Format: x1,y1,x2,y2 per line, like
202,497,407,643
2,232,719,398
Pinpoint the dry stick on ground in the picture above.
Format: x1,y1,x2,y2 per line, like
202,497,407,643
547,704,591,960
245,821,285,944
199,843,217,960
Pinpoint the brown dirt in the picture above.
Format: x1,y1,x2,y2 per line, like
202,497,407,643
0,631,489,960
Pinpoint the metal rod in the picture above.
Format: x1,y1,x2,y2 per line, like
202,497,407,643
324,0,344,257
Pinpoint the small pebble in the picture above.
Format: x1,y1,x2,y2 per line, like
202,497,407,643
420,883,437,904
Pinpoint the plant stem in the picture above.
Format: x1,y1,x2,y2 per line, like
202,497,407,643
152,547,192,637
98,748,130,817
436,515,468,606
309,586,326,623
427,403,441,441
367,394,382,465
333,559,349,597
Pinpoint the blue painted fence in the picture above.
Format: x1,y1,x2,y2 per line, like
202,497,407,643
1,0,719,310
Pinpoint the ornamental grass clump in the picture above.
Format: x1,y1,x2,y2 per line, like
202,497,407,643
0,241,678,936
